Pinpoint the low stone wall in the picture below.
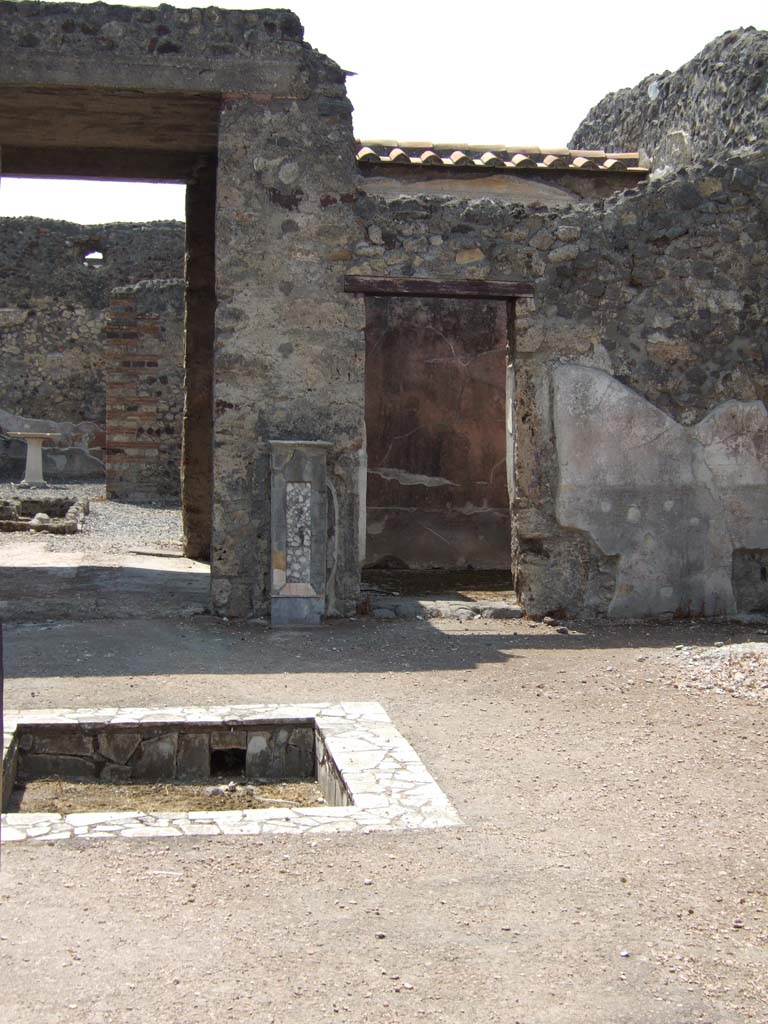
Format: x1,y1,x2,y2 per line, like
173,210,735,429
14,721,315,786
104,280,185,503
0,493,89,535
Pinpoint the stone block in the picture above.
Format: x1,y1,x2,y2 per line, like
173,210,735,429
18,753,97,781
24,729,94,757
480,603,524,619
733,549,768,613
101,764,133,783
128,733,178,782
284,727,315,778
209,729,246,750
97,731,141,765
245,731,272,778
177,732,211,781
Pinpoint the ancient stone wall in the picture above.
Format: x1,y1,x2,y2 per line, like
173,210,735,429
210,56,364,619
104,280,185,503
570,29,768,168
0,1,366,621
0,218,184,428
352,149,768,617
364,296,510,570
4,3,765,620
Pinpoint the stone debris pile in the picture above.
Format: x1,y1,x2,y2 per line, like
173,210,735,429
664,641,768,701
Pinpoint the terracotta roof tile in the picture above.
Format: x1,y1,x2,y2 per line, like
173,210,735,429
448,150,475,166
541,153,570,169
478,151,505,167
507,153,537,168
356,142,647,174
570,156,599,170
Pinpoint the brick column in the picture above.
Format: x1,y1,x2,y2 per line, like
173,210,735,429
104,281,185,503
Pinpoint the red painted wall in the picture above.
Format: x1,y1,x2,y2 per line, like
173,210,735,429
364,296,511,570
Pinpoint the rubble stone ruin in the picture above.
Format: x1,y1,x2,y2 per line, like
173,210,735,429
0,3,766,621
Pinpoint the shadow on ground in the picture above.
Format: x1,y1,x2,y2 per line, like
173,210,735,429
0,561,210,621
2,614,761,682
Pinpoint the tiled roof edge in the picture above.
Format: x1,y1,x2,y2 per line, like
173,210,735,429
356,142,649,173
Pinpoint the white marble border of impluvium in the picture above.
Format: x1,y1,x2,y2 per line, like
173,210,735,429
1,702,461,842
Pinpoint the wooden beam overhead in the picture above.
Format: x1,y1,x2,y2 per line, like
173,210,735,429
1,145,210,183
344,276,534,299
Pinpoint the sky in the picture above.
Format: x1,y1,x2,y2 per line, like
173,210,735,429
1,0,766,223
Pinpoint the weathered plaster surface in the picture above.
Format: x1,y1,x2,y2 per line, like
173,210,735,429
553,365,768,618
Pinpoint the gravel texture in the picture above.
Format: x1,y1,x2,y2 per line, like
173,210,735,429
661,639,768,701
2,615,767,1024
0,483,183,554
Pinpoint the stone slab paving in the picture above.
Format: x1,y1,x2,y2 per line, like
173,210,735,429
370,594,524,620
1,702,461,842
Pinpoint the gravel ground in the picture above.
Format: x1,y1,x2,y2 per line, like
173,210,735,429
1,615,767,1024
0,482,183,554
660,639,768,701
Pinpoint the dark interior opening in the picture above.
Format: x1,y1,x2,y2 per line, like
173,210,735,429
210,747,246,777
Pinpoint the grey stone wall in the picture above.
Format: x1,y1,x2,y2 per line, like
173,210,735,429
351,149,768,617
0,2,303,66
211,64,364,619
0,1,366,620
570,28,768,168
0,218,184,427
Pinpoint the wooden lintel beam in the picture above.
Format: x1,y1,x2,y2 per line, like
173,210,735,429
0,145,213,183
344,275,534,300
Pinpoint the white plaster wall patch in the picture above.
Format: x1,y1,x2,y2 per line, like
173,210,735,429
553,364,768,618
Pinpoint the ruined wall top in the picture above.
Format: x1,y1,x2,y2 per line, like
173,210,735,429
570,28,768,169
0,217,185,305
0,2,343,92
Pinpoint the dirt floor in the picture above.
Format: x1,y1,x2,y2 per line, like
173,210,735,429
1,612,767,1024
7,777,324,815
